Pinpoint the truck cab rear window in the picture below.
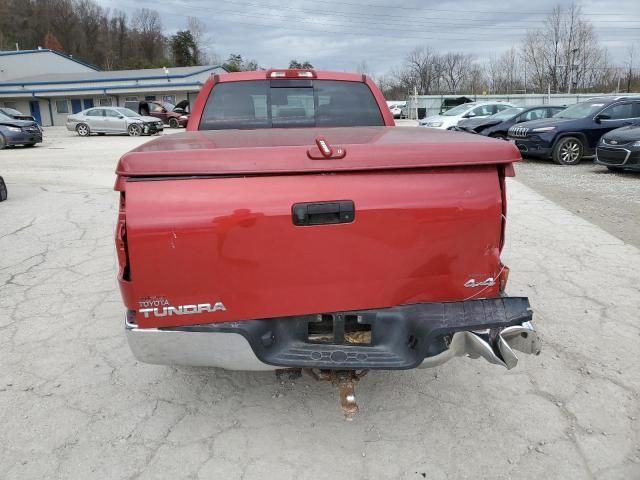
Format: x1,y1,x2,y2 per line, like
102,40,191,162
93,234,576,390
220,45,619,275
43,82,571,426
199,80,384,130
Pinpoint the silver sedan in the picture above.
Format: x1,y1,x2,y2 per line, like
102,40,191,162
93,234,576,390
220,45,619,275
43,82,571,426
66,107,164,137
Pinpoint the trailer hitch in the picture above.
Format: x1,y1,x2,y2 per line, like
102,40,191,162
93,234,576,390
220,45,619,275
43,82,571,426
304,369,369,420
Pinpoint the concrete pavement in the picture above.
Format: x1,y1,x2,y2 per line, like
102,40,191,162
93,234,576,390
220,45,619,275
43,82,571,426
0,128,638,479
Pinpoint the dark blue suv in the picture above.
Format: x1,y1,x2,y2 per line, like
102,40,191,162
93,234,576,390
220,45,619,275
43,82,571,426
507,96,640,165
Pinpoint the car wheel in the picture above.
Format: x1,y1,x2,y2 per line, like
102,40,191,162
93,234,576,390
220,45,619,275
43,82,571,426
0,176,6,202
0,134,6,150
489,133,507,140
169,118,179,128
607,166,625,173
76,123,90,137
552,137,583,165
128,124,142,136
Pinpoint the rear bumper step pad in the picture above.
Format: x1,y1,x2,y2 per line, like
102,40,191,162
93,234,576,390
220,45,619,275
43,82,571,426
126,297,533,370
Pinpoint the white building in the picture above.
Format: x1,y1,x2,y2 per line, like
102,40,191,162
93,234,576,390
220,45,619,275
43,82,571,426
0,49,226,126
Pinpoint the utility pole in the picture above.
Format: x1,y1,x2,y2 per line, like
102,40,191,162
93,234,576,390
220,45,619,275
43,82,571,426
567,48,579,95
627,45,635,93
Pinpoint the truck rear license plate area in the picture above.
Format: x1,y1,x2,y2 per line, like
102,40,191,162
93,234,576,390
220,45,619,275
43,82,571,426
162,297,532,370
307,314,372,345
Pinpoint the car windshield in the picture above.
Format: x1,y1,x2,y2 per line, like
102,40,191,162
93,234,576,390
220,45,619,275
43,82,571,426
442,103,476,116
490,107,524,120
115,108,141,118
2,107,23,116
553,102,605,119
0,111,11,121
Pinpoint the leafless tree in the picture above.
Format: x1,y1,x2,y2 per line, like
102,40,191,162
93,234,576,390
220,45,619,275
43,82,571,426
442,52,472,94
520,3,609,93
625,44,636,93
186,16,206,64
402,47,443,94
132,8,165,64
355,60,370,76
485,48,523,94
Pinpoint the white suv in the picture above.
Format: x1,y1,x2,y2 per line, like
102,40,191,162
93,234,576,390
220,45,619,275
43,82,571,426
419,102,516,129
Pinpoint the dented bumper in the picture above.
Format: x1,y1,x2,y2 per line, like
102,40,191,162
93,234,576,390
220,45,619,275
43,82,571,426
125,297,540,371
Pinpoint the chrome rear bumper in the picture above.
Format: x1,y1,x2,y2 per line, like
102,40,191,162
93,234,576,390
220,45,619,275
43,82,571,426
419,321,541,369
125,297,541,371
126,318,276,371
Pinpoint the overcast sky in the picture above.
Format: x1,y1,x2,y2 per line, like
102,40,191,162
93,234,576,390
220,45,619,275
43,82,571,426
100,0,639,75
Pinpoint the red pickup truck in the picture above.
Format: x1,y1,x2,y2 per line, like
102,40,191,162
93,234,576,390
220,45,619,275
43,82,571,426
115,69,540,414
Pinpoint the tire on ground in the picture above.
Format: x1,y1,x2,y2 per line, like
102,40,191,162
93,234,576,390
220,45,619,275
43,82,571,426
552,136,584,165
0,176,7,202
76,123,90,137
128,123,142,136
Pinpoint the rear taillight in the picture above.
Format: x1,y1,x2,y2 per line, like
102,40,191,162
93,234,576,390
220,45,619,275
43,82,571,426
116,193,131,281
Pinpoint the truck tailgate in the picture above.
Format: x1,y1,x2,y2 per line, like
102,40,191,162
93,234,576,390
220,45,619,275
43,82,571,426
123,166,504,328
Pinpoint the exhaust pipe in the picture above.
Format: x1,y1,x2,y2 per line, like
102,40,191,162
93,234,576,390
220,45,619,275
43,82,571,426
420,321,541,369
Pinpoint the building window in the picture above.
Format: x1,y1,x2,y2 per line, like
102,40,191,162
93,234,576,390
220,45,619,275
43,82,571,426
3,102,18,110
162,95,176,104
99,97,112,106
125,96,138,102
56,100,69,114
145,95,157,101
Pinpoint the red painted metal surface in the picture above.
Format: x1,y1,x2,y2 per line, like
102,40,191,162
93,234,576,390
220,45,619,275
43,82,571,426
115,70,520,329
121,167,503,328
115,127,520,186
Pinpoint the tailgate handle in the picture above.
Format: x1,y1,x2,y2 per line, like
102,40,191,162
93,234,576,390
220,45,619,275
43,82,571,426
292,201,355,226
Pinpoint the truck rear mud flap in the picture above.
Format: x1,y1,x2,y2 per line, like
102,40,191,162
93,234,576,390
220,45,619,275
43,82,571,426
131,297,539,371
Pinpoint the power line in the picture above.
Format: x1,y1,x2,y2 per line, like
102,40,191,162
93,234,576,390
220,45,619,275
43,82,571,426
216,9,640,35
178,0,640,23
262,0,640,16
173,1,640,36
165,12,638,46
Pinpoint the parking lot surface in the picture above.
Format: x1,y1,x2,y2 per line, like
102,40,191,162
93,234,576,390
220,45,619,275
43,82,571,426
1,128,639,479
515,157,640,248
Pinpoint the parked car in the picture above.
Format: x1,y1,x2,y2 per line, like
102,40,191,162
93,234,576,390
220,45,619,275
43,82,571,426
66,107,164,137
123,100,189,128
419,101,516,130
439,96,474,114
457,107,524,136
595,124,640,172
457,106,567,139
0,176,6,202
115,69,540,416
0,107,37,123
508,96,640,165
387,102,406,119
0,111,43,149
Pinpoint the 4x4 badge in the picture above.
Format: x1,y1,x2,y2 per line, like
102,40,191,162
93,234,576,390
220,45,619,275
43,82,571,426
464,278,495,288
